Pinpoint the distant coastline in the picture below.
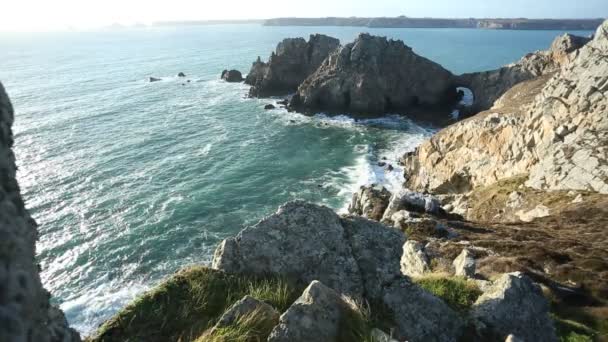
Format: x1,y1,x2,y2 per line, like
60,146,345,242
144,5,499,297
153,17,604,30
263,17,604,30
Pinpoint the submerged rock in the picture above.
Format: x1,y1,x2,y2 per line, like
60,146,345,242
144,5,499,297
148,77,161,82
264,104,276,110
348,184,391,221
245,34,340,97
290,33,456,116
221,69,244,82
472,272,557,341
177,72,186,77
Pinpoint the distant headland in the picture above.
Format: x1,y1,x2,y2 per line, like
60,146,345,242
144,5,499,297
263,16,605,30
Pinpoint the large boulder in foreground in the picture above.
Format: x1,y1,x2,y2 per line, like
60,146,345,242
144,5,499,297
212,201,363,297
289,33,456,115
268,281,357,342
472,272,557,341
245,34,340,97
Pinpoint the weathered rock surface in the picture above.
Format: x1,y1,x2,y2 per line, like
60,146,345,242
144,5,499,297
212,201,363,296
381,189,442,223
457,33,590,113
245,34,340,97
453,248,475,278
206,295,279,337
290,33,456,115
401,240,431,277
221,69,244,82
403,20,608,195
0,82,80,341
348,184,391,221
472,272,557,341
268,281,354,342
213,201,464,341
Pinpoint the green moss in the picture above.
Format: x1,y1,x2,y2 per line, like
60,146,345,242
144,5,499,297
87,266,300,342
414,276,482,313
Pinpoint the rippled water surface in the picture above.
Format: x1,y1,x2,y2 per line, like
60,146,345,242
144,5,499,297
0,24,591,334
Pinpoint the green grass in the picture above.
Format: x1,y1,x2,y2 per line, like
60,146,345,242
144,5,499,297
337,297,375,342
87,266,300,342
198,308,279,342
414,275,482,313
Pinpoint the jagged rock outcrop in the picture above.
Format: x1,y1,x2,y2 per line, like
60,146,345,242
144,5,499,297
457,33,590,113
381,189,443,223
289,33,456,115
267,281,355,342
403,20,608,195
221,69,244,82
348,184,391,221
245,34,340,97
0,83,80,341
472,272,557,341
213,201,464,341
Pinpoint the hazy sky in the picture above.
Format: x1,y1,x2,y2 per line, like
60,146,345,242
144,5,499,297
1,0,607,31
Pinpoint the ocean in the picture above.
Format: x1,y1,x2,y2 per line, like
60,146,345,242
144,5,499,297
0,24,592,334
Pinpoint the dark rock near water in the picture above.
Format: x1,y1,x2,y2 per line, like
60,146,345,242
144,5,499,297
245,34,340,97
348,185,391,221
264,104,276,110
149,77,161,82
289,33,456,116
221,69,244,82
177,72,186,77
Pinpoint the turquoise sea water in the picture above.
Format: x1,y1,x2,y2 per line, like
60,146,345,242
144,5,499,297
0,24,592,334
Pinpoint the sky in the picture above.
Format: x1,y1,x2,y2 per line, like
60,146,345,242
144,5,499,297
1,0,607,32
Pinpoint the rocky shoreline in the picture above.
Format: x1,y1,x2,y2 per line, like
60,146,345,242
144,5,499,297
1,18,607,342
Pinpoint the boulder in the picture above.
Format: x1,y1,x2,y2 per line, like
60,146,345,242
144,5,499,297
148,77,161,82
290,33,456,115
212,201,363,297
268,281,357,342
400,240,430,278
221,69,244,82
472,272,557,341
453,248,475,278
246,34,340,97
264,104,276,110
205,295,279,338
381,189,442,223
348,185,392,221
177,72,186,77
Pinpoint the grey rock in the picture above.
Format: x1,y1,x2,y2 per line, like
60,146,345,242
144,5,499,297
148,77,161,82
453,248,475,278
221,69,244,82
371,328,398,342
382,278,464,342
211,295,279,331
264,104,276,110
267,280,355,342
246,34,340,97
401,240,430,278
382,189,442,223
290,33,456,116
0,82,80,341
177,72,186,77
472,272,557,342
212,201,363,297
348,184,392,221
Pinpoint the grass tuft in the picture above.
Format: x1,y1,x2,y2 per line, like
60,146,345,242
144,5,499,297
414,275,482,312
198,308,278,342
87,266,300,342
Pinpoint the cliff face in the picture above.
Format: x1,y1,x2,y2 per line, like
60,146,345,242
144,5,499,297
457,33,591,114
289,33,456,116
402,20,608,195
0,83,80,341
245,34,340,97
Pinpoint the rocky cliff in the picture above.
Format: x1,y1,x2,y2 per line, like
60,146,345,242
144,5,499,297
0,83,80,341
289,33,456,116
245,34,340,97
403,20,608,195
